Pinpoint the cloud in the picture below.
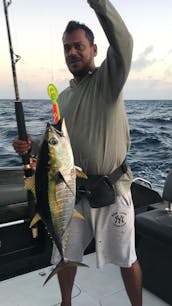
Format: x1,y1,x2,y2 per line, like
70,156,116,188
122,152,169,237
124,78,172,100
164,66,172,78
142,46,154,57
132,45,157,72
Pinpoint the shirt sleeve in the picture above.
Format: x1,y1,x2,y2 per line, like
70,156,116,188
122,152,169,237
87,0,133,100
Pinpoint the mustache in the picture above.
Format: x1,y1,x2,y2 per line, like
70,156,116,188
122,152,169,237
67,56,81,64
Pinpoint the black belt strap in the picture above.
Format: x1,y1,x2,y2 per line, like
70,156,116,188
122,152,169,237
77,159,128,188
107,159,128,184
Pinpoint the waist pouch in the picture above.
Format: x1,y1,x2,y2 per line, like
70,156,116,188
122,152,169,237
76,160,128,208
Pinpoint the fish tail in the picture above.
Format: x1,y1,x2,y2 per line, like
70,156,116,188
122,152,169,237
43,259,89,286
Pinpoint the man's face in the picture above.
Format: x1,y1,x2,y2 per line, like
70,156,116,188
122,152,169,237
63,29,97,79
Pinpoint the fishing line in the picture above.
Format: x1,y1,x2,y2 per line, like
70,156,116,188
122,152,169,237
5,0,29,98
49,27,54,83
48,25,55,84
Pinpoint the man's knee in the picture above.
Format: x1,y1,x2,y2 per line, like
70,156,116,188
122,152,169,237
120,260,142,272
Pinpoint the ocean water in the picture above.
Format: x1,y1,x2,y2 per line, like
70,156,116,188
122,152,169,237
0,99,172,193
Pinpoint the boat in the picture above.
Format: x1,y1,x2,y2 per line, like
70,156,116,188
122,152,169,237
1,1,172,305
0,167,172,306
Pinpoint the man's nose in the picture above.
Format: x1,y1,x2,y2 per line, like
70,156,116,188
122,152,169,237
68,46,77,56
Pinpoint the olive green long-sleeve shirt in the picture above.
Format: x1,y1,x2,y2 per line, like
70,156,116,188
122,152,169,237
58,0,133,195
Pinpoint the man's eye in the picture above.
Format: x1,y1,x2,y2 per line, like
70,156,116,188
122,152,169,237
64,46,70,53
75,44,83,51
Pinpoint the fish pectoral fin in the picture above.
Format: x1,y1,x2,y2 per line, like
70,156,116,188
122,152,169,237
56,171,64,184
75,166,88,179
29,213,41,228
72,209,85,220
43,259,89,286
58,171,75,196
24,174,36,198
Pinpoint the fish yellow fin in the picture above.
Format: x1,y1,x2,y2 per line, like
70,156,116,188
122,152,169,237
29,213,41,228
75,166,87,179
72,209,85,220
24,174,36,198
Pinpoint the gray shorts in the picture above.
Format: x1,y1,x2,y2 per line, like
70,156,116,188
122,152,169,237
51,190,137,268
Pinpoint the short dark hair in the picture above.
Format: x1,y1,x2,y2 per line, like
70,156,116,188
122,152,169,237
63,21,94,45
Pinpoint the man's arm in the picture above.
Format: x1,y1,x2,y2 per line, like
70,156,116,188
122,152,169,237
87,0,133,98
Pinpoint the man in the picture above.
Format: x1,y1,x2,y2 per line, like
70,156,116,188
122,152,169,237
13,0,142,305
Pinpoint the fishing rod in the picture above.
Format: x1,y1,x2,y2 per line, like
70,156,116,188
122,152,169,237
3,0,38,238
3,0,32,177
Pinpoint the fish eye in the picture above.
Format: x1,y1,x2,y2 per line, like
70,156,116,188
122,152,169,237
49,137,58,145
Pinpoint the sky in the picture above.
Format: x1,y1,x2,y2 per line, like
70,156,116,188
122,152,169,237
0,0,172,100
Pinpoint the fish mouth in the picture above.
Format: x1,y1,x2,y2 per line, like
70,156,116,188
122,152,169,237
47,121,63,135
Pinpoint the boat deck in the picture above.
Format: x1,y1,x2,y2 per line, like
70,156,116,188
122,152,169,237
0,253,169,306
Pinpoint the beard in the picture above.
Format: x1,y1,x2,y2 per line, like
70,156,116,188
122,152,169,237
71,66,90,78
67,55,93,78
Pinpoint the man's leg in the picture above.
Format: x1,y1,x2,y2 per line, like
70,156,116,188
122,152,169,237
120,260,142,306
57,266,77,306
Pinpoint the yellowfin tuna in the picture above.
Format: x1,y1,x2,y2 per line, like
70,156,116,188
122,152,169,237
25,119,88,285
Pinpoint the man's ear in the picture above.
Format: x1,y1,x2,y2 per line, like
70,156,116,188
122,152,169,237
93,44,97,57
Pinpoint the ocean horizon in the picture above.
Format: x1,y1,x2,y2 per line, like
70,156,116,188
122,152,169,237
0,99,172,193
